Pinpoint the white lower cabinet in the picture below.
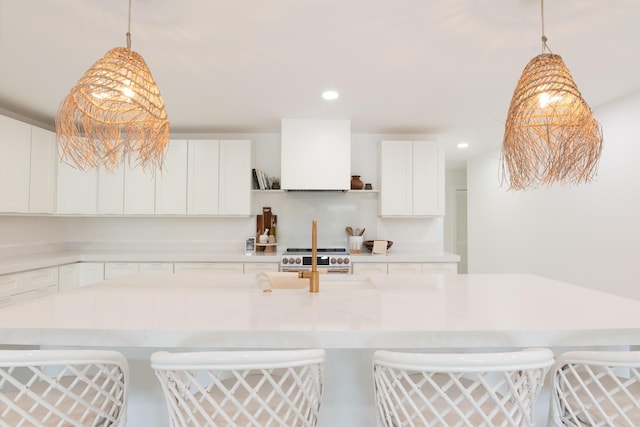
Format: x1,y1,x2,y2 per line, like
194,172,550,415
139,262,174,274
0,267,59,307
352,263,388,275
421,263,458,274
105,262,140,279
353,262,457,275
174,262,244,274
0,273,24,299
387,263,423,275
59,263,105,290
243,263,279,274
105,262,174,278
23,267,58,292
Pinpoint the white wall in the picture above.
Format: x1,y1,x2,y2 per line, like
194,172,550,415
467,90,640,299
0,132,445,255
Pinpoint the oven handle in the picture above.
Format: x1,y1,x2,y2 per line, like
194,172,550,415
280,268,351,274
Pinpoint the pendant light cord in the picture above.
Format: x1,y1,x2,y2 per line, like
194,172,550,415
126,0,132,49
540,0,551,53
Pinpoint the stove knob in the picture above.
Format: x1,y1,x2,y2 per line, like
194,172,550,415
330,257,336,265
295,257,301,265
282,258,289,265
344,258,350,265
337,258,343,264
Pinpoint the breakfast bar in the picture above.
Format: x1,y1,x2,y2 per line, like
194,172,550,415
1,273,640,425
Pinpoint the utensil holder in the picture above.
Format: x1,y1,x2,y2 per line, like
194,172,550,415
349,236,363,254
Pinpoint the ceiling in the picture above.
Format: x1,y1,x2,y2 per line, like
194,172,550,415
1,0,639,169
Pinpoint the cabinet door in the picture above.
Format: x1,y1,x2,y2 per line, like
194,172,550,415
124,162,155,214
174,262,244,274
413,142,445,216
387,263,422,275
29,127,57,213
56,160,97,214
59,263,104,290
104,262,140,279
0,273,24,298
422,263,457,274
219,140,251,215
352,263,388,275
379,141,413,216
139,262,174,274
156,140,187,214
0,115,31,213
244,263,279,274
187,140,219,215
23,267,58,292
97,163,125,214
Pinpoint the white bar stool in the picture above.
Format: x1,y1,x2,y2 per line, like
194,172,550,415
373,348,554,427
0,349,129,426
151,349,325,426
550,350,640,426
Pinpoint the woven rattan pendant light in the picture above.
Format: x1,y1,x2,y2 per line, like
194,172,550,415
56,0,169,172
501,0,602,191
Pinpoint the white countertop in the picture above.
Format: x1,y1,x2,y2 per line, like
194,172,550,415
0,248,459,275
1,273,639,350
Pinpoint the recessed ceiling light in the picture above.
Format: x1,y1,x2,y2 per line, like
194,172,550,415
457,142,469,149
322,90,339,100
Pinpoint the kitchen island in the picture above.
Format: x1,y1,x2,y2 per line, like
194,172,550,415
1,273,640,425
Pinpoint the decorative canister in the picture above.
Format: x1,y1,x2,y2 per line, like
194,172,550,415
350,175,364,190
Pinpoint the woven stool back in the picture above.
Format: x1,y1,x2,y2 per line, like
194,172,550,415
152,349,325,427
373,348,554,427
0,349,129,427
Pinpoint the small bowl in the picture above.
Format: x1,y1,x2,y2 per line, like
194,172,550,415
363,240,393,252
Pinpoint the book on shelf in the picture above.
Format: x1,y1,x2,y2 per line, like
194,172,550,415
252,168,271,190
252,169,260,189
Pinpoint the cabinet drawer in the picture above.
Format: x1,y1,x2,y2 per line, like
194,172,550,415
105,262,140,279
174,262,244,274
422,263,457,274
139,262,174,274
24,267,58,292
0,293,23,309
387,263,423,275
0,274,23,298
352,263,388,275
23,285,57,301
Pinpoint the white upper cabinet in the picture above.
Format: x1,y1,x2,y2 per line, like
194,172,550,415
187,140,219,215
56,143,98,215
379,140,444,217
97,163,125,214
219,140,251,215
156,140,188,214
124,161,155,214
29,127,57,213
187,139,251,216
0,115,31,213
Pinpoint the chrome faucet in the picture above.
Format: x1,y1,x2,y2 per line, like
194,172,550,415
298,219,320,292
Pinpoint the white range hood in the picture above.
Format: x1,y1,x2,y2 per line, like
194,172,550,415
280,119,351,191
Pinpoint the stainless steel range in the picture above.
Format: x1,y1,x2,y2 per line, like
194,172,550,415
280,247,351,274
